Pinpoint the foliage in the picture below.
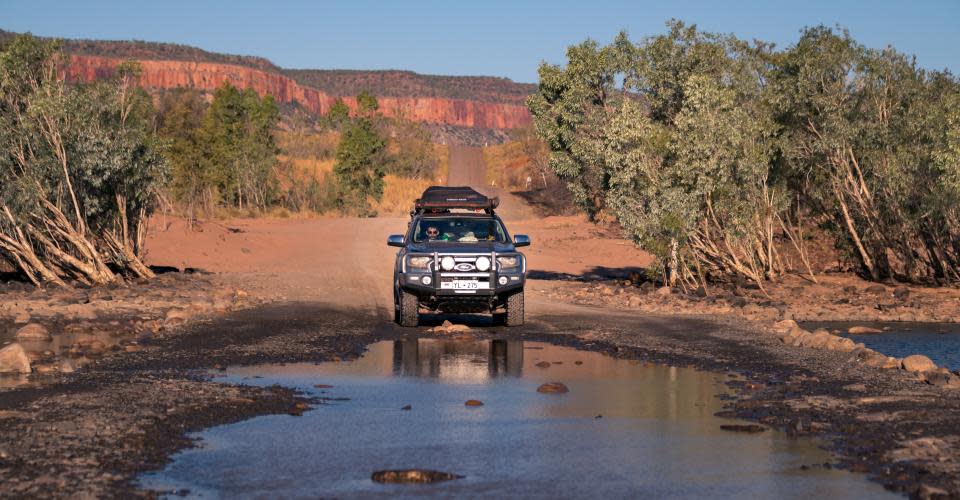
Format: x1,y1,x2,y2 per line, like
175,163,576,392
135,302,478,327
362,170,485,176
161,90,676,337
356,90,379,115
384,120,438,179
332,117,386,215
0,34,168,285
322,97,350,130
156,82,280,215
529,20,960,285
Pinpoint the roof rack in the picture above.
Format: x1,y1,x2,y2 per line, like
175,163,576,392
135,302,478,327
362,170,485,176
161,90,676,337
413,186,499,214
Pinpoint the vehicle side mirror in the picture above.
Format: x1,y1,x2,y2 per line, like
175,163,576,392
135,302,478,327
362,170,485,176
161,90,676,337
387,235,405,247
513,234,530,247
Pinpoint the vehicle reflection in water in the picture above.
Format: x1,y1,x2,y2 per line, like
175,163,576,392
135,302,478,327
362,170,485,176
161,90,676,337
138,339,898,499
392,339,523,379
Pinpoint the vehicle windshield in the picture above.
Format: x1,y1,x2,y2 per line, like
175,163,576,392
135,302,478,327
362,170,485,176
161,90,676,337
412,217,507,243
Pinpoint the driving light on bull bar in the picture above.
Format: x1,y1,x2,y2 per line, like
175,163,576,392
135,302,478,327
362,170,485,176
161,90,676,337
407,256,431,270
498,276,508,285
422,276,432,285
475,256,491,271
441,256,456,271
497,256,519,269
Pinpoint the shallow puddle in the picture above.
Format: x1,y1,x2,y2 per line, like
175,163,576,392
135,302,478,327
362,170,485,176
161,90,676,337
805,321,960,370
139,339,895,499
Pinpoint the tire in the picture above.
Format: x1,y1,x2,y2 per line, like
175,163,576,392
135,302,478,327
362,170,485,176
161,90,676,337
504,290,524,327
398,288,419,327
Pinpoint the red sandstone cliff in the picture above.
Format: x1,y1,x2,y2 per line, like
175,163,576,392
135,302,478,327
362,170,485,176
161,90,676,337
65,55,531,130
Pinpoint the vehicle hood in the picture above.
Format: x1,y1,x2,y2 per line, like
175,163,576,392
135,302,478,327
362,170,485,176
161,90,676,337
406,241,517,253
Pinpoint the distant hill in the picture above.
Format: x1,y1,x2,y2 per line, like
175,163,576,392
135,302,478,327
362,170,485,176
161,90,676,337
1,29,533,143
283,69,535,105
0,29,533,106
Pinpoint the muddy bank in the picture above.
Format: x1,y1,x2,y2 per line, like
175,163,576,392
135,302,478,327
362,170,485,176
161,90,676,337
534,272,960,324
0,302,384,498
0,272,272,386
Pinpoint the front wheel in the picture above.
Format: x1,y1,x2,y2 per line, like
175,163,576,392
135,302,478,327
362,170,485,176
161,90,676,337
504,290,524,327
397,288,419,327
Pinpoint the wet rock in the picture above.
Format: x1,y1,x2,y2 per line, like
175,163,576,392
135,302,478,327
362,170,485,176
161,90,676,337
0,343,31,374
800,329,833,349
464,399,484,407
535,361,551,368
893,285,911,300
536,382,569,394
32,362,58,375
164,308,190,327
313,384,334,389
287,402,310,416
12,307,30,324
15,323,51,341
401,405,412,411
772,319,798,333
371,469,464,484
719,424,767,433
923,371,960,389
859,350,900,369
902,354,937,373
433,320,470,334
911,483,950,500
847,325,882,334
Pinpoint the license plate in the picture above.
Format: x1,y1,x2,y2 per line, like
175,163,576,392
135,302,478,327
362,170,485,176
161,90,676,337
441,280,489,290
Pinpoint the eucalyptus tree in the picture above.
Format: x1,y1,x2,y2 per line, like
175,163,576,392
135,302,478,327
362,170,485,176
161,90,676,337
0,34,167,285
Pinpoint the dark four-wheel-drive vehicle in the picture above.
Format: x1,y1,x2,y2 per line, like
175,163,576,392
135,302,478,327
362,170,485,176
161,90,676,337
388,186,530,327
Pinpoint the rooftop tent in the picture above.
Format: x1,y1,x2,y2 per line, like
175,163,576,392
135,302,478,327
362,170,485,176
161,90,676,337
414,186,499,213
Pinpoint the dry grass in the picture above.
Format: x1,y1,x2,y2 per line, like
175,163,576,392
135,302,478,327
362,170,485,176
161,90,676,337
483,141,530,190
373,175,433,216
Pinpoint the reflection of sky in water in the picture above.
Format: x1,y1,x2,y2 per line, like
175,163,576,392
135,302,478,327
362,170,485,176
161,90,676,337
140,340,896,499
805,322,960,370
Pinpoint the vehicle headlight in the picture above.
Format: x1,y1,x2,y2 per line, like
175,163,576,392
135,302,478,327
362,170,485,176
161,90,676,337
475,256,491,271
497,256,520,270
407,255,431,270
440,256,455,271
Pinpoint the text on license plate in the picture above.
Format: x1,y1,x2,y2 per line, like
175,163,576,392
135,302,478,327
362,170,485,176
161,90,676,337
441,280,490,290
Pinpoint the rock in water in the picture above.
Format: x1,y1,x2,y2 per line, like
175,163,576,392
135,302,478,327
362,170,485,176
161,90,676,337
464,399,484,407
719,424,767,433
0,343,31,374
848,326,882,334
536,382,569,394
371,469,464,484
902,354,937,373
15,323,51,341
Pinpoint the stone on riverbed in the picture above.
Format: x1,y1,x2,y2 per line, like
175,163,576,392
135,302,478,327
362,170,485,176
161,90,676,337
848,326,883,334
923,371,960,389
371,469,464,484
15,323,51,341
537,382,569,394
902,354,937,373
0,343,31,374
719,424,767,433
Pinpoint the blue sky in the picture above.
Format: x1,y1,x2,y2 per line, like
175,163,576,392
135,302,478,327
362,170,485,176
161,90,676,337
2,0,957,83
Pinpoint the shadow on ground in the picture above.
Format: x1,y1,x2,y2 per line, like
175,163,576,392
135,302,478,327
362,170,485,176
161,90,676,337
529,266,649,282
